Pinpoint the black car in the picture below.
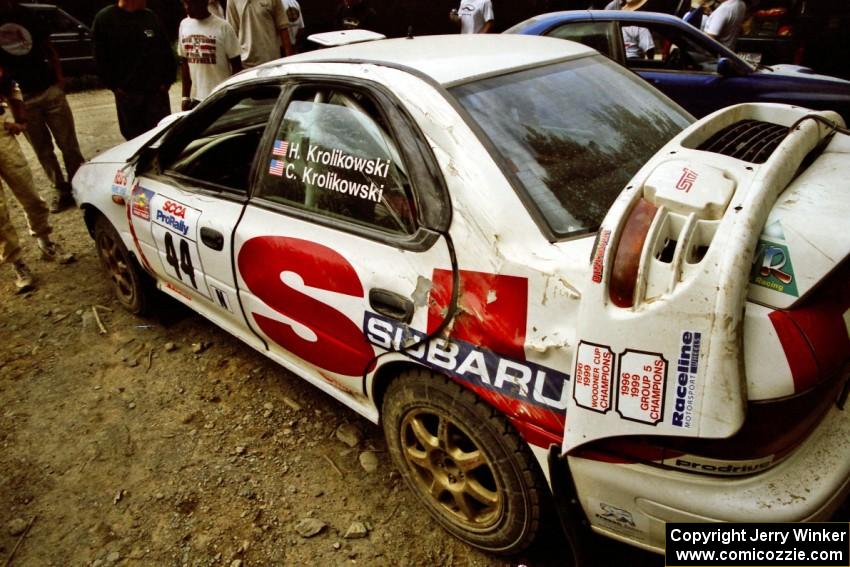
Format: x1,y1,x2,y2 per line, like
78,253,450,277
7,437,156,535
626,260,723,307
22,3,95,76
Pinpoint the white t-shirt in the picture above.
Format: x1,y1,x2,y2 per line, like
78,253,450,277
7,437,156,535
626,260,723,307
178,15,240,100
622,26,654,59
704,0,746,49
281,0,304,46
458,0,494,34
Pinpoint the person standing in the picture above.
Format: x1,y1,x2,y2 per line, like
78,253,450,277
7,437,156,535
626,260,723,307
703,0,747,49
0,67,74,292
281,0,304,52
450,0,494,34
0,0,85,213
93,0,176,140
178,0,242,110
336,0,376,31
227,0,294,68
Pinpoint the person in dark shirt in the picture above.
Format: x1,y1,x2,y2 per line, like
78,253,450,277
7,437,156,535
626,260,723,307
335,0,376,30
0,0,86,212
93,0,176,140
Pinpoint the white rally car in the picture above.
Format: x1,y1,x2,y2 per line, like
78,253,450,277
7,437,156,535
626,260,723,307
72,34,850,558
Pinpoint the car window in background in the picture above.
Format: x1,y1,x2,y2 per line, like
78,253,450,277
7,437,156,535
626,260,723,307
452,56,692,238
548,21,619,59
256,86,417,235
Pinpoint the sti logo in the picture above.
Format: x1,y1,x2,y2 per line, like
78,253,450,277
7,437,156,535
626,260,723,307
675,168,698,193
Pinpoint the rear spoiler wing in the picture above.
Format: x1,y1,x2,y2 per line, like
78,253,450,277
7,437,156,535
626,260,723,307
563,103,844,453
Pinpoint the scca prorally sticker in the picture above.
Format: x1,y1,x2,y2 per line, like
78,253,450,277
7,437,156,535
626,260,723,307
591,229,611,284
268,140,391,204
616,350,666,425
672,330,702,428
131,185,155,220
573,341,614,413
364,312,570,411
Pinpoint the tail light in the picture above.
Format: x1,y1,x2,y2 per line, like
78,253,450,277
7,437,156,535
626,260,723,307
609,199,657,308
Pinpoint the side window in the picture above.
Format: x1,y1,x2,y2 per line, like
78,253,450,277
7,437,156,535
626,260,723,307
159,86,280,193
627,25,720,72
548,22,618,59
255,86,416,235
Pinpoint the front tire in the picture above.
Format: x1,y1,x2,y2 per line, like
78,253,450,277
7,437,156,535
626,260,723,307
93,215,151,315
382,369,546,554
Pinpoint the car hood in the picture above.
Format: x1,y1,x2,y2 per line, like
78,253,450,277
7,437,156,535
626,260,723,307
763,64,850,86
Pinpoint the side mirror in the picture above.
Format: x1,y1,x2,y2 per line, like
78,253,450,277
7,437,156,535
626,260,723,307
717,57,742,77
77,24,88,37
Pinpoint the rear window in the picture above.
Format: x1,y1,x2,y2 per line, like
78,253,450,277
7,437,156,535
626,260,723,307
451,56,692,238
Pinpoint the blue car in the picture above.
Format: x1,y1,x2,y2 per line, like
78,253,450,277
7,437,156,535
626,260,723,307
507,10,850,122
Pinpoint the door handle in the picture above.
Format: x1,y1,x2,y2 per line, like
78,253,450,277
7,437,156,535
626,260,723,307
200,227,224,251
369,288,414,324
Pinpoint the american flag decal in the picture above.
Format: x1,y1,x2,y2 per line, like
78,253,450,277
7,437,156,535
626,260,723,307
272,140,288,157
268,159,285,176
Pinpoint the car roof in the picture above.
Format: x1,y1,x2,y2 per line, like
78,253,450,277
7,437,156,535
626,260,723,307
270,34,597,86
510,9,694,30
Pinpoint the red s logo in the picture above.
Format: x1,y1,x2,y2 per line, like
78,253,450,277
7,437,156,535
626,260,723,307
238,236,374,376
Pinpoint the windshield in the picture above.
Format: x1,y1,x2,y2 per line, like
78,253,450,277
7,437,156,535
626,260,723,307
451,56,692,238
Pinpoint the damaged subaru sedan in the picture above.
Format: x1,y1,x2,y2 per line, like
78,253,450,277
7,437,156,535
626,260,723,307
72,34,850,557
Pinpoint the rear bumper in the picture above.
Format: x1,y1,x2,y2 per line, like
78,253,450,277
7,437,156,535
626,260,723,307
559,402,850,553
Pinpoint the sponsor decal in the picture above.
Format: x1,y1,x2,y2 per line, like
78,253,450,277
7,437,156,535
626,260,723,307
591,229,611,284
573,341,614,413
238,236,375,377
364,312,569,411
154,206,190,236
272,139,289,157
111,169,129,197
672,331,701,428
596,502,637,528
662,454,774,476
616,350,666,425
164,281,192,300
751,239,798,297
675,167,698,193
209,284,233,312
268,159,285,177
131,185,155,220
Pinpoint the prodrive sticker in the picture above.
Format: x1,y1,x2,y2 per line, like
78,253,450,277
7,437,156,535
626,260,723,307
573,341,614,413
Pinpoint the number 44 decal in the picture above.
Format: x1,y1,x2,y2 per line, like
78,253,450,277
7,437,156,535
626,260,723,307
164,232,197,289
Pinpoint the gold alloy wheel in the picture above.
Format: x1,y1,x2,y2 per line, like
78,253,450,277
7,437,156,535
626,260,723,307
96,229,136,306
400,408,502,530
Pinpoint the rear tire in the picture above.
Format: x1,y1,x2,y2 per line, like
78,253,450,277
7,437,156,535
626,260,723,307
93,215,151,315
382,369,546,554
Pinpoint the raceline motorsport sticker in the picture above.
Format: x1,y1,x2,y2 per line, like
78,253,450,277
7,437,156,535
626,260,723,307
364,312,570,411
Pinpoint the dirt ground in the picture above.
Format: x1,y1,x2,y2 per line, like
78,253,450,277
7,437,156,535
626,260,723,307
0,87,666,567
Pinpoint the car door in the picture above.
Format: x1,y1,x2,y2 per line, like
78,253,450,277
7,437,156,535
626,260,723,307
233,80,453,405
621,21,736,117
129,83,282,340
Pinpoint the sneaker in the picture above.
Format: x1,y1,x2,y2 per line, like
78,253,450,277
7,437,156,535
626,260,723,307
37,238,76,264
49,192,75,213
12,260,35,293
